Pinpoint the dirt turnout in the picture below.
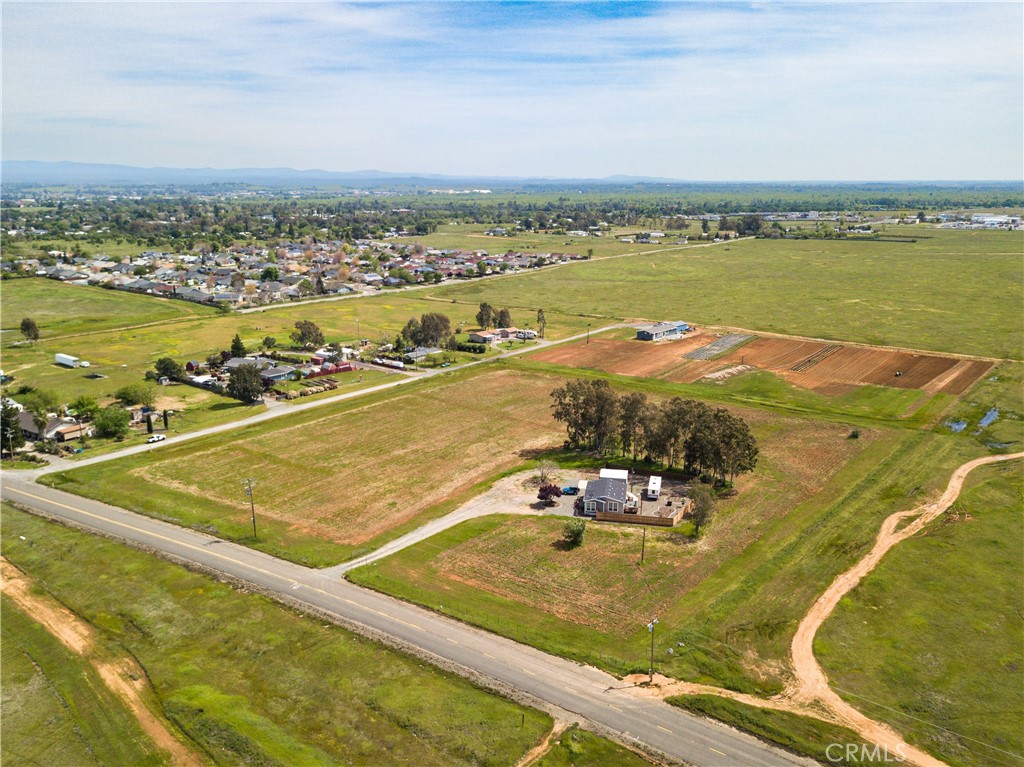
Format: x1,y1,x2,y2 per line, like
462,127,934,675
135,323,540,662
1,558,205,767
621,452,1024,767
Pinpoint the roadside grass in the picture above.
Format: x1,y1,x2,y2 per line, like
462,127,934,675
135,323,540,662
0,458,47,471
937,360,1024,450
534,725,654,767
667,695,882,766
1,598,169,767
0,505,553,767
43,367,564,567
424,228,1024,359
1,278,214,337
349,408,888,689
815,461,1024,767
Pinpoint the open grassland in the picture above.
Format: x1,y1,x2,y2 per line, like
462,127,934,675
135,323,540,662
1,278,213,337
1,598,170,767
815,462,1024,767
46,368,564,565
1,505,553,767
350,405,889,682
397,222,690,260
424,228,1024,359
534,725,654,767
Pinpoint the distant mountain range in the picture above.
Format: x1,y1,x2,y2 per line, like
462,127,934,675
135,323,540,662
1,160,686,188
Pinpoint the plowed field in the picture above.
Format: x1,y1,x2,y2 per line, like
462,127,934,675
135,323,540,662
531,333,711,378
532,333,991,396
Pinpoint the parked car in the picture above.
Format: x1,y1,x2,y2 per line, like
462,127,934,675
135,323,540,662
146,434,167,443
562,486,579,495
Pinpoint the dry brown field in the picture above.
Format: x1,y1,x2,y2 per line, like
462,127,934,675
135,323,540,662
132,370,563,546
532,333,991,396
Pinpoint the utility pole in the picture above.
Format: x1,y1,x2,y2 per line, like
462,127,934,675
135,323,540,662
647,618,659,684
244,478,258,539
640,527,646,564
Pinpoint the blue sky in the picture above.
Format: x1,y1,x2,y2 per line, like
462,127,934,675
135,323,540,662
3,1,1021,180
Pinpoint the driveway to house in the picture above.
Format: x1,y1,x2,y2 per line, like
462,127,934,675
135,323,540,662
322,469,577,577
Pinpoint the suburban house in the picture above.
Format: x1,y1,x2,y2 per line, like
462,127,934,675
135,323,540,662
468,330,500,344
580,477,628,516
636,321,690,341
260,366,296,383
17,411,89,442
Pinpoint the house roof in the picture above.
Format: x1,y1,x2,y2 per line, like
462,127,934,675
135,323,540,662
583,477,627,503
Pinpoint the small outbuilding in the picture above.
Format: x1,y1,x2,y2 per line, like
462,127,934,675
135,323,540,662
636,322,689,342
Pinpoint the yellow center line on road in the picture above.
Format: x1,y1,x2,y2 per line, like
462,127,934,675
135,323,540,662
709,747,727,756
521,668,536,676
483,652,496,659
657,725,672,733
607,704,622,712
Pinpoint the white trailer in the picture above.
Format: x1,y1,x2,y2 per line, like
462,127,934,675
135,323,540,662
645,476,662,500
55,353,80,368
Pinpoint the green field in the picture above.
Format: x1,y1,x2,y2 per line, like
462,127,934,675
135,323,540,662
424,228,1024,359
1,598,170,767
1,505,554,767
815,461,1024,767
2,278,214,337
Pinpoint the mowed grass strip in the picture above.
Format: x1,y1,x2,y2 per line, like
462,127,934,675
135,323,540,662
815,462,1024,767
1,505,553,767
1,598,169,767
1,278,214,337
351,407,882,681
46,368,564,566
425,228,1024,359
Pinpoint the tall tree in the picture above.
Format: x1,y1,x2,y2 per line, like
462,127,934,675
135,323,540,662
95,405,131,439
418,313,452,347
20,317,39,343
290,320,325,349
496,307,513,328
230,333,247,357
688,483,716,535
155,357,184,379
536,309,546,338
0,400,26,457
617,392,648,462
227,363,264,403
476,302,495,329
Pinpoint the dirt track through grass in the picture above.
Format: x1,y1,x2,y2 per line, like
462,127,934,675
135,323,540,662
1,559,204,767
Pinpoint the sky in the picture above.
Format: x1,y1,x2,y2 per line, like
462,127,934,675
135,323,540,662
2,1,1022,181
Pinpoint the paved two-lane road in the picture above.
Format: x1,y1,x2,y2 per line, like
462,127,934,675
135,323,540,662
3,477,812,767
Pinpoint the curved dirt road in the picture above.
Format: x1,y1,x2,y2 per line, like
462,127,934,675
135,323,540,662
624,452,1023,767
787,451,1024,766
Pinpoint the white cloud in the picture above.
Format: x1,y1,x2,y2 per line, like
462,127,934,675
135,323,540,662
2,1,1020,179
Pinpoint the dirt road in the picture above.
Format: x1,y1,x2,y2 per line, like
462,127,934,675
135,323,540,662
1,558,206,767
623,452,1024,767
785,451,1024,766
